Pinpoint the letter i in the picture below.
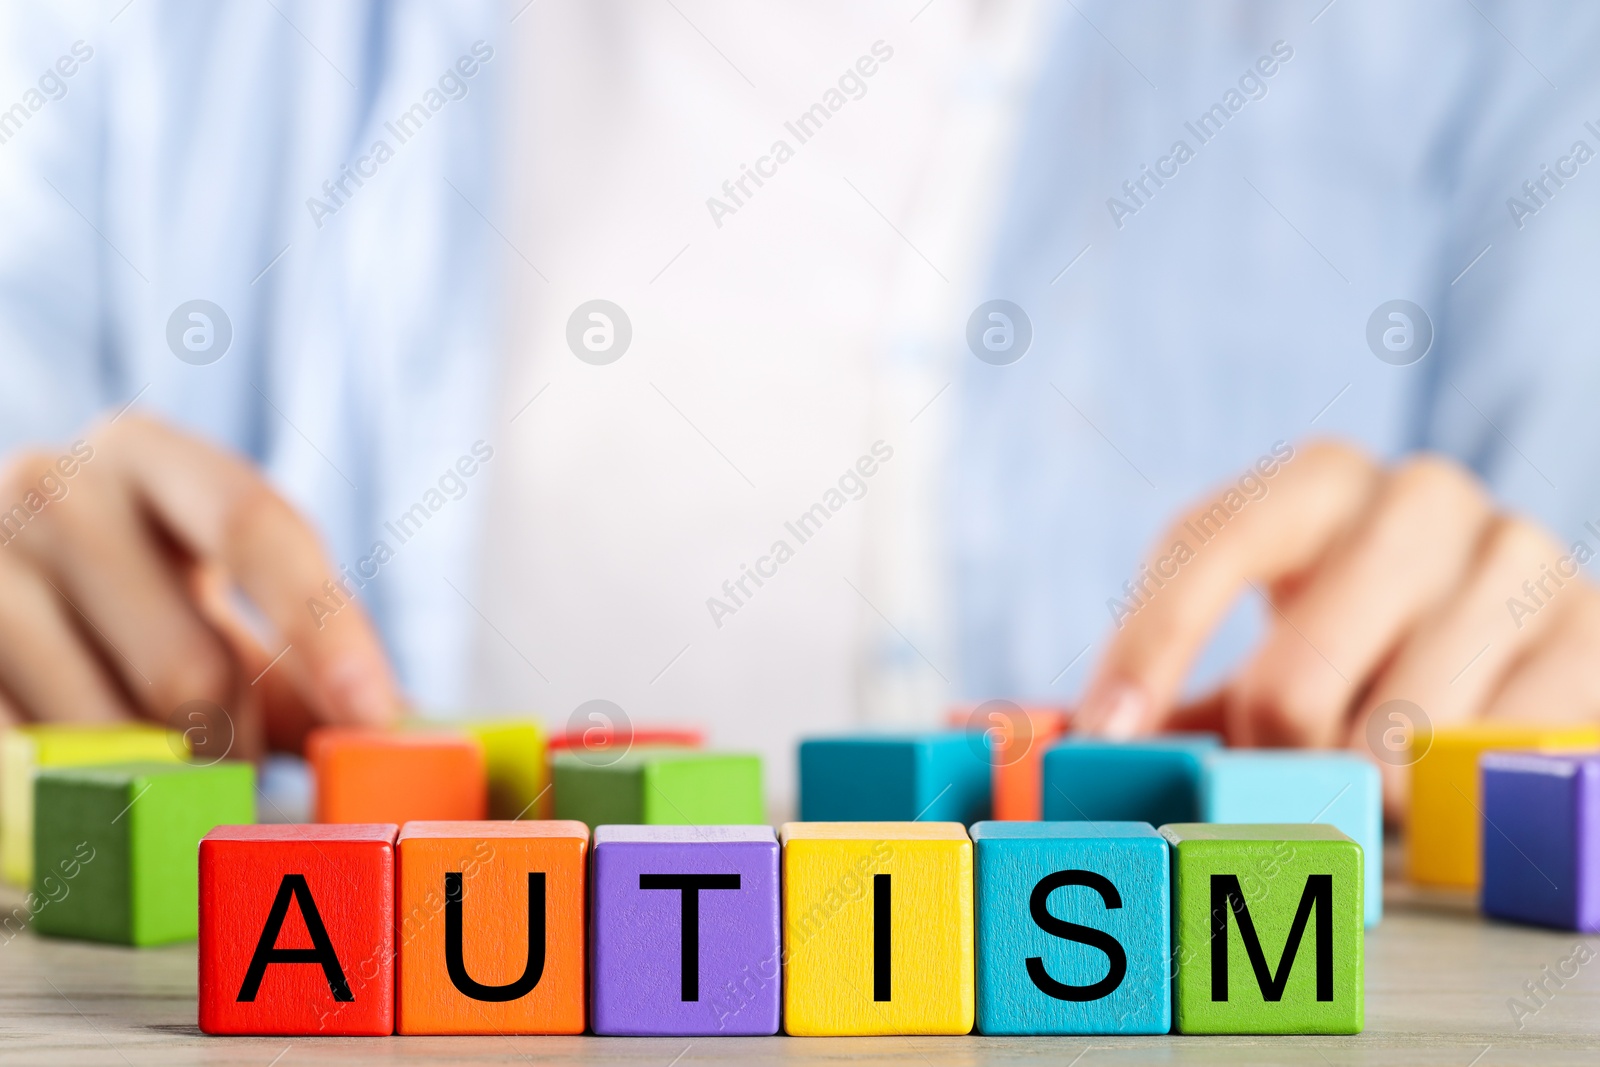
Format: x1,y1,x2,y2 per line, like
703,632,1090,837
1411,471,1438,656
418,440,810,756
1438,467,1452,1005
873,874,891,1002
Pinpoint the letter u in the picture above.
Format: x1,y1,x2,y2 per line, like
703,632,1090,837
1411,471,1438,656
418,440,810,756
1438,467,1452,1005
444,871,546,1001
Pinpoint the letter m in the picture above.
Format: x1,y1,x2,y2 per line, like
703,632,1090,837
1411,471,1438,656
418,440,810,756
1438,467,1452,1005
1210,873,1333,1002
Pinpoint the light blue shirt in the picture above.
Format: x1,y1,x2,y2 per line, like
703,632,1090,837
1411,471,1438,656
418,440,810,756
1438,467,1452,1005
3,2,1598,708
955,1,1600,700
0,1,504,704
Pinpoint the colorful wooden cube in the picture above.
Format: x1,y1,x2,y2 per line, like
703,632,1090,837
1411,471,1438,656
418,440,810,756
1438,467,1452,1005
31,761,254,946
951,707,1071,821
551,749,762,829
1202,751,1382,925
1042,733,1219,826
1481,752,1600,931
781,821,973,1035
798,734,991,823
1163,823,1363,1034
405,716,551,820
308,728,486,824
970,821,1169,1035
1408,724,1599,888
1,723,181,885
395,820,588,1034
462,719,548,820
548,725,705,820
997,711,1069,822
591,825,781,1035
199,824,397,1035
548,725,704,753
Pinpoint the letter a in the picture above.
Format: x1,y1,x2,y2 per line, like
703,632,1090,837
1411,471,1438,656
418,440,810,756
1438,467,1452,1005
237,874,353,1001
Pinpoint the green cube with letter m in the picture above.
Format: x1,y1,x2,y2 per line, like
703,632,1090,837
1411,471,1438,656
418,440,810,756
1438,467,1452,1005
1162,823,1363,1034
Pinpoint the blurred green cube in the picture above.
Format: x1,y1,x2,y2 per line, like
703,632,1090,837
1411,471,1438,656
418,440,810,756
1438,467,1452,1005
552,748,762,828
32,761,255,945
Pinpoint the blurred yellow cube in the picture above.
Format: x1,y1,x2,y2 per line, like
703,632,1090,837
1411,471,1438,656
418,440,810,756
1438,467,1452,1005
464,718,549,820
1407,723,1600,888
1,723,182,885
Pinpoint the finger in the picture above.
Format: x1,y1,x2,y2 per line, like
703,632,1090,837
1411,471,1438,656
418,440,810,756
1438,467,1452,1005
189,560,295,758
191,561,325,753
10,455,241,723
95,415,397,727
1228,454,1492,747
1352,515,1564,729
213,662,266,765
1076,439,1379,737
0,547,138,722
1480,588,1600,724
1343,515,1566,813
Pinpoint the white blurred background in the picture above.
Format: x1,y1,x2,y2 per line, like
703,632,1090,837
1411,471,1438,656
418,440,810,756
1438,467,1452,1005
470,1,1052,812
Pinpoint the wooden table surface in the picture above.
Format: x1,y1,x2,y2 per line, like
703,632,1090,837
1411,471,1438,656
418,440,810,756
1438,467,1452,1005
3,878,1598,1066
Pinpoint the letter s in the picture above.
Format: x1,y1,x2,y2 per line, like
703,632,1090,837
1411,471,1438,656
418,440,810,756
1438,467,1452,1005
1024,870,1128,1001
1271,39,1293,61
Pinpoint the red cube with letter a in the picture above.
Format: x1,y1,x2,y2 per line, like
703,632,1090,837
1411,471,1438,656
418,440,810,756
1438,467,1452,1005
199,824,397,1035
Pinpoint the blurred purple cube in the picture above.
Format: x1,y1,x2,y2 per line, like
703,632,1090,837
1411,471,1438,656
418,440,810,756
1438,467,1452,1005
1481,751,1600,931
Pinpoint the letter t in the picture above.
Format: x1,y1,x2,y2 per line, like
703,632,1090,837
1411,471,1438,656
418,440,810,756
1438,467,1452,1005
639,873,741,1001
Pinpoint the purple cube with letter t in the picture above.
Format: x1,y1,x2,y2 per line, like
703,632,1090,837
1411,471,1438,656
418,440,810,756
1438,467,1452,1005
1481,752,1600,931
591,824,781,1035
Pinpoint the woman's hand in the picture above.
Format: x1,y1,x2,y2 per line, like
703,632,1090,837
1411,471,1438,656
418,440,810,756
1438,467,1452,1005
0,413,398,753
1074,439,1600,812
